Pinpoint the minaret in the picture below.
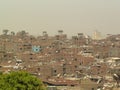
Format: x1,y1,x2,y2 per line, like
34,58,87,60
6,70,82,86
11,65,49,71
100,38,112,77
93,30,101,40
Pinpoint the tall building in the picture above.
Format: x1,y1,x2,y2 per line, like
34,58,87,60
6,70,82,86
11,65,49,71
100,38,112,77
92,30,102,40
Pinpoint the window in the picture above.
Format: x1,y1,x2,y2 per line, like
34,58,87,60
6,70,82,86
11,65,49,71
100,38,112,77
20,48,22,50
75,65,77,69
54,70,57,73
30,57,33,60
37,68,40,71
74,58,77,61
4,55,7,57
52,69,57,76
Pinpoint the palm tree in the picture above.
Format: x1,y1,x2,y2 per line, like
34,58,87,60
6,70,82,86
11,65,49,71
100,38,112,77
21,30,26,36
3,29,9,35
58,30,63,35
17,30,28,37
11,31,15,36
43,31,47,36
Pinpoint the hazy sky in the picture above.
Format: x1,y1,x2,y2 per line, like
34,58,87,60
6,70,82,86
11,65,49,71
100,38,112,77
0,0,120,36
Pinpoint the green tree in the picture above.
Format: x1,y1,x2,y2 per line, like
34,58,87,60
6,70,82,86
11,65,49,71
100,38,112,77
0,71,46,90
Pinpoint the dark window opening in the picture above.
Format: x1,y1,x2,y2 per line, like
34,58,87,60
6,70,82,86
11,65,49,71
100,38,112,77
4,55,7,57
75,65,77,69
54,70,57,73
30,58,33,60
37,68,40,71
75,58,77,61
20,48,22,50
30,53,33,55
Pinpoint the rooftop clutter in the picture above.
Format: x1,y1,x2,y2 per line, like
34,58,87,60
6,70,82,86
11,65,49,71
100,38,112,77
0,30,120,90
